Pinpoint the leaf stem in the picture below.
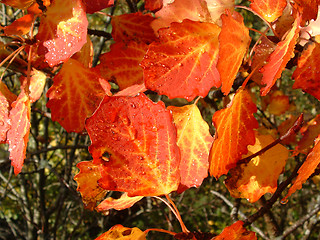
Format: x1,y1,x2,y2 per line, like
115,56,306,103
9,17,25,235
165,194,189,233
144,228,176,236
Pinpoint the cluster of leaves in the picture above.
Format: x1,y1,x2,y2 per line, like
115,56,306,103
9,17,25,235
2,0,320,239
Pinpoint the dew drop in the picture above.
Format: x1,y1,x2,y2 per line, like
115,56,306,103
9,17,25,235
130,102,136,109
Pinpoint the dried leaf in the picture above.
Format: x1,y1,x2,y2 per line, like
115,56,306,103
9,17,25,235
209,89,259,178
95,225,146,240
225,132,288,203
168,104,212,191
86,94,180,197
96,192,143,212
141,19,220,101
36,0,88,66
250,0,287,22
215,221,257,240
47,58,111,133
217,10,251,95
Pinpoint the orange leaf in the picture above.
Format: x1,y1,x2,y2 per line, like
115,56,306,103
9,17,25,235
7,90,30,175
293,0,319,25
141,19,220,101
292,40,320,100
144,0,163,11
260,15,301,96
278,115,299,145
46,58,111,133
150,0,211,34
111,12,156,44
217,10,251,95
72,35,93,68
86,94,180,197
215,221,257,240
1,0,35,10
114,84,147,97
0,82,17,143
20,69,46,103
283,135,320,201
3,13,34,36
295,115,320,154
83,0,114,14
225,132,288,202
96,192,143,213
74,160,108,210
95,225,146,240
250,0,287,22
168,104,212,191
96,41,147,90
267,90,290,115
206,0,235,24
209,89,259,179
36,0,88,66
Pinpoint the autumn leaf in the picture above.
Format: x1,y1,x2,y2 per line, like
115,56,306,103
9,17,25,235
266,90,290,115
111,12,156,44
215,221,257,240
168,104,212,191
141,19,221,101
278,115,299,145
0,82,17,143
114,84,147,97
96,192,143,213
150,0,211,34
292,40,320,100
260,14,301,96
20,69,46,103
293,0,319,25
250,0,287,22
144,0,163,11
95,225,146,240
46,58,111,133
6,90,30,175
3,13,34,36
36,0,88,66
83,0,114,14
1,0,35,10
217,10,251,95
74,160,108,210
96,41,148,90
206,0,235,25
72,35,93,68
283,135,320,202
225,132,288,203
209,88,259,179
86,94,180,197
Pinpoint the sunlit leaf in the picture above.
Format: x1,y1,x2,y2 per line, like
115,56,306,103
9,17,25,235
150,0,211,33
83,0,114,14
292,40,320,100
111,12,156,44
36,0,88,66
225,132,288,203
217,10,251,95
206,0,235,25
86,94,180,197
47,58,111,133
266,90,290,115
7,90,30,175
114,84,147,97
260,15,301,96
283,135,320,201
209,89,259,179
96,192,143,213
96,41,147,90
95,225,146,240
250,0,287,22
74,160,108,210
3,13,34,36
20,69,46,103
168,104,212,191
141,19,220,101
72,35,93,68
215,221,257,240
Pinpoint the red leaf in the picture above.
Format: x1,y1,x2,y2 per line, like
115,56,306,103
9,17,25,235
74,160,108,210
260,15,301,96
47,58,111,133
292,40,320,100
293,0,319,25
144,0,163,11
95,225,146,240
0,82,17,143
141,19,220,101
150,0,211,34
96,192,143,213
209,89,259,178
114,84,147,97
168,104,212,191
217,10,251,95
283,135,320,202
111,12,156,44
71,35,93,68
7,90,30,175
250,0,287,22
86,94,181,197
83,0,114,14
36,0,88,66
96,41,148,90
215,221,257,240
3,13,34,36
